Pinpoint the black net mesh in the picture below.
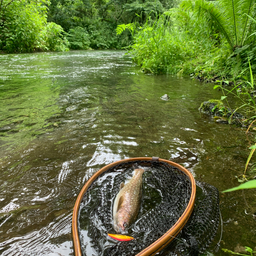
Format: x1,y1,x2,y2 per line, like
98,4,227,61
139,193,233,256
78,160,220,256
159,181,220,256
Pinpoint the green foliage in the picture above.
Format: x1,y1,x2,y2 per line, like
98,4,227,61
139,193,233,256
116,23,135,36
0,0,69,53
245,144,256,173
129,9,218,74
123,0,165,23
213,59,256,122
0,0,177,53
179,0,256,78
222,180,256,192
47,0,95,32
222,247,256,256
67,27,90,50
87,21,132,49
0,0,48,53
41,22,69,51
180,0,256,50
128,0,256,81
47,0,176,50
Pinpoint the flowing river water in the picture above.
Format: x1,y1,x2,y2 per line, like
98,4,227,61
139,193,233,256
0,50,255,255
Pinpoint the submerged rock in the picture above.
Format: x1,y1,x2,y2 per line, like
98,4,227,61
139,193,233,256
160,94,169,101
199,100,245,125
234,244,247,254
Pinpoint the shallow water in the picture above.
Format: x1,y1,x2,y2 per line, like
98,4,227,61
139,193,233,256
0,50,255,255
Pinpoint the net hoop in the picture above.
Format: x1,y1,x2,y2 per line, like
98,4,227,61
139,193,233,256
72,157,196,256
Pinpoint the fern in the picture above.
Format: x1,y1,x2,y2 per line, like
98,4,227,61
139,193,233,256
180,0,256,49
240,0,255,45
116,23,135,36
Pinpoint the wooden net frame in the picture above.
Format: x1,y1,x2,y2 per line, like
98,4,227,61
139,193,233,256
72,157,196,256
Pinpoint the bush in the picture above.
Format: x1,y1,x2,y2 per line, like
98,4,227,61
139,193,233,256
1,0,47,53
129,7,229,77
88,21,131,49
130,13,211,74
0,0,69,53
40,22,69,51
67,27,90,50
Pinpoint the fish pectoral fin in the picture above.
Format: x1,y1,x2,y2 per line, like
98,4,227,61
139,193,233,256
117,196,124,212
120,182,125,190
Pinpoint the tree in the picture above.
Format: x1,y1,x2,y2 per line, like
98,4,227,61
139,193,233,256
0,0,68,53
47,0,176,49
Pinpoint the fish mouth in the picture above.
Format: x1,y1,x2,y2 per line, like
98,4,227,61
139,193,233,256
114,223,127,234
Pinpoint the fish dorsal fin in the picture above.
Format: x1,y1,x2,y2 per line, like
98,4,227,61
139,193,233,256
120,182,125,190
117,196,124,212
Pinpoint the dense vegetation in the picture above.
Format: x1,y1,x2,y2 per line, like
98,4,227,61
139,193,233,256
129,0,256,80
0,0,69,52
47,0,175,49
0,0,174,52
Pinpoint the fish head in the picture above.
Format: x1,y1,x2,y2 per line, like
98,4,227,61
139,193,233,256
134,168,144,175
114,208,130,233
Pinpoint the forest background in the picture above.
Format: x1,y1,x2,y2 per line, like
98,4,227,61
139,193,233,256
0,0,173,52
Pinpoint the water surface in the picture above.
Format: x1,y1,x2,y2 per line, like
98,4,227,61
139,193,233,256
0,50,255,255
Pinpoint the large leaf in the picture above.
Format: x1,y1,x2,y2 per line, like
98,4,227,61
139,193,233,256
180,0,233,48
180,0,256,49
222,180,256,192
240,0,255,45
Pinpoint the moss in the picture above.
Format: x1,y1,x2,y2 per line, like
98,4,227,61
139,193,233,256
199,100,245,125
199,100,228,116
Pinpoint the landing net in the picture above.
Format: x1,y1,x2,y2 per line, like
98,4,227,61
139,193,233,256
72,158,219,256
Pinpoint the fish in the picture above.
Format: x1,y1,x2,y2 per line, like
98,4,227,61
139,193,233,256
108,233,134,241
113,168,144,233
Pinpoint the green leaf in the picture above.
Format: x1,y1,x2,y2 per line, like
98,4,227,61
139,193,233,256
248,59,254,88
221,96,227,100
245,247,253,253
245,143,256,173
116,23,135,35
222,180,256,193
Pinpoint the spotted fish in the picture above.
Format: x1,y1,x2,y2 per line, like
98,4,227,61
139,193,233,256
113,168,144,233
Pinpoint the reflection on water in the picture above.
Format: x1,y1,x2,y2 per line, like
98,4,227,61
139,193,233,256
0,51,255,255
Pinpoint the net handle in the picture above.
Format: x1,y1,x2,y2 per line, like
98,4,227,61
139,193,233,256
72,157,196,256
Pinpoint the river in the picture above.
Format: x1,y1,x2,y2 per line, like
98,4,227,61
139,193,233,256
0,50,255,255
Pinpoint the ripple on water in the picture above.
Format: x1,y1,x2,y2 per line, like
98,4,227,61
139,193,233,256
0,212,72,256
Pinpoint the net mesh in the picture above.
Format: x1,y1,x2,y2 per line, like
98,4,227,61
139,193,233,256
160,181,220,256
78,160,219,256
